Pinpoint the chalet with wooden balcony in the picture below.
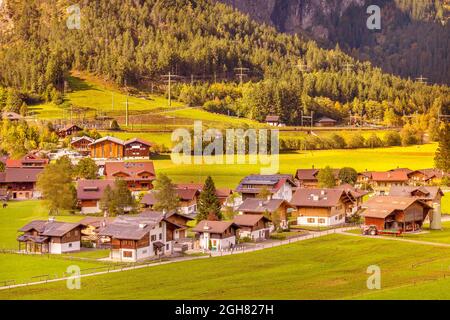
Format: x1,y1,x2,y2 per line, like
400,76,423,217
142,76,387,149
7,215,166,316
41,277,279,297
98,214,183,262
290,188,353,227
237,198,294,229
104,161,155,192
70,136,94,155
236,174,297,202
0,167,43,200
233,214,271,241
76,179,115,214
17,218,82,254
58,124,83,138
124,138,153,159
192,220,239,251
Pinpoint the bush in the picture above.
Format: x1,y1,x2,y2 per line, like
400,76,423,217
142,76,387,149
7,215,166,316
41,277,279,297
365,133,384,148
441,176,450,187
346,133,365,148
384,131,401,146
329,134,346,149
110,119,120,131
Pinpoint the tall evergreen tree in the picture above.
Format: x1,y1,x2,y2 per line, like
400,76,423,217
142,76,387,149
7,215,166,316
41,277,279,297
197,176,222,221
435,123,450,172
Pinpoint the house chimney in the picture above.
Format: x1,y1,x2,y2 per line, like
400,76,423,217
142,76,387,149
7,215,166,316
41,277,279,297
203,222,211,230
321,190,326,195
139,223,147,229
259,201,263,207
48,216,55,223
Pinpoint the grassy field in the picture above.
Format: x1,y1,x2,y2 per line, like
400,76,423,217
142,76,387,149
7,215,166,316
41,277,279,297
401,221,450,244
0,201,82,250
2,234,450,299
150,144,437,188
0,254,107,286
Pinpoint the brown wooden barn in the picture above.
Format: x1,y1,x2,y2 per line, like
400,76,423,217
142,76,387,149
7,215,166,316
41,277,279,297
89,136,124,159
362,196,432,232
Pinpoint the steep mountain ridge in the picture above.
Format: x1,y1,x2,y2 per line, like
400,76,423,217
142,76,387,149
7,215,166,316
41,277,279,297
219,0,450,84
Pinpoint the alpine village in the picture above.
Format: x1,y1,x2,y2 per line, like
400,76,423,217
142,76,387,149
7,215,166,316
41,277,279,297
0,0,449,300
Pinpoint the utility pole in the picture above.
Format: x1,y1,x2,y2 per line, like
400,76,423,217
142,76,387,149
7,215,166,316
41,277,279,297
300,111,314,128
415,75,428,85
161,72,182,107
234,67,249,85
343,63,354,75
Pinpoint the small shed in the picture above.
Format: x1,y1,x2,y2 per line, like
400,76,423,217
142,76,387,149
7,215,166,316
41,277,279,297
315,117,337,127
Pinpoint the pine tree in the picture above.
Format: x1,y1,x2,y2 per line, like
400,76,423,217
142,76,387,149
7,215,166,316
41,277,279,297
197,176,222,222
153,173,179,212
435,123,450,172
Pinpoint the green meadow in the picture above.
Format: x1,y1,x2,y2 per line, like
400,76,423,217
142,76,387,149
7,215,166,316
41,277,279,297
2,234,450,299
151,144,437,188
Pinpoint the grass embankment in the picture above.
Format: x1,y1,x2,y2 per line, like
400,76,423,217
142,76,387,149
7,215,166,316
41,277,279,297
2,234,450,299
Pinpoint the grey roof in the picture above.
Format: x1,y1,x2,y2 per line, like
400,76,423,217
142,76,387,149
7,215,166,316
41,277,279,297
89,136,124,146
71,136,94,144
238,198,291,213
389,186,444,200
236,174,296,194
98,216,157,240
19,220,81,237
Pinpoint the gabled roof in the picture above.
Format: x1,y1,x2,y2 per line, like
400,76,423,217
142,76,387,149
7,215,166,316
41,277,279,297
362,196,432,218
238,198,292,213
371,171,409,182
124,138,153,147
408,168,449,180
0,167,43,183
334,184,369,199
89,136,124,146
290,188,351,207
295,168,340,181
389,186,444,200
19,220,81,237
236,174,296,194
104,162,155,180
192,220,239,234
233,214,271,227
71,136,94,144
77,179,115,200
317,117,337,123
60,124,83,132
175,183,232,199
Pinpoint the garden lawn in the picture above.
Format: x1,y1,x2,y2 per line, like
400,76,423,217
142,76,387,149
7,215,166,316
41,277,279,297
0,254,108,286
2,234,450,299
0,201,83,250
150,144,437,188
442,193,450,215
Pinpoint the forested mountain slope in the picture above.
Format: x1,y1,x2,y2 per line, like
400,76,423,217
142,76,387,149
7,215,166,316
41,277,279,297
219,0,450,85
0,0,448,126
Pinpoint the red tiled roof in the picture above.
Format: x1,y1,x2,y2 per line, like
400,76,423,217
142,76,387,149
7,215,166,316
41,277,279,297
0,167,43,183
124,138,153,147
105,162,155,180
371,171,409,182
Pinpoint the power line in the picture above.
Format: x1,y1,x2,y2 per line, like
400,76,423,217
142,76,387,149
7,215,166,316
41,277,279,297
234,67,249,85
